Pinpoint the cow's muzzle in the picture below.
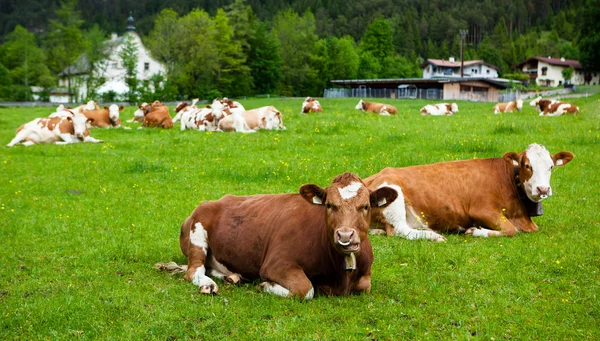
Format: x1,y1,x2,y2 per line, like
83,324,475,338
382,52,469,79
335,228,360,253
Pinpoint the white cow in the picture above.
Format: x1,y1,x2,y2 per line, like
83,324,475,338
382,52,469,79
7,114,103,147
420,103,458,116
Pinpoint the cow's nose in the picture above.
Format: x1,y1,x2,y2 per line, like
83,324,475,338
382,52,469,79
336,230,355,245
537,186,550,195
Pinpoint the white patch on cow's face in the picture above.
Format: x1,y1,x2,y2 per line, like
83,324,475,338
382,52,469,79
85,101,96,111
133,103,148,119
523,144,554,202
262,283,291,298
338,182,363,200
451,103,459,113
108,104,120,122
210,100,226,119
190,222,208,253
516,99,523,110
71,114,89,138
354,100,364,110
529,96,541,107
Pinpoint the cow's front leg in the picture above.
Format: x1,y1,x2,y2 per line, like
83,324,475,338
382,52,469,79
83,136,103,143
184,222,218,295
353,273,371,293
259,264,314,299
467,213,518,237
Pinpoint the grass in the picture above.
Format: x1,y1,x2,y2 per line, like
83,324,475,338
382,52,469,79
1,96,600,340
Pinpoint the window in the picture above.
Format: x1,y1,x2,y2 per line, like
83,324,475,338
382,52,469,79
144,63,149,71
541,67,548,76
486,69,490,74
111,62,118,69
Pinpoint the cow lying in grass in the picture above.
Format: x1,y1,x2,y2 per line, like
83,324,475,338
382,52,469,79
420,103,459,116
7,113,103,147
355,99,398,115
156,172,397,298
540,101,580,116
218,106,285,132
364,144,574,241
301,97,323,114
493,99,523,114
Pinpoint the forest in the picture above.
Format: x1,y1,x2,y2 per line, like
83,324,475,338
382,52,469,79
0,0,599,101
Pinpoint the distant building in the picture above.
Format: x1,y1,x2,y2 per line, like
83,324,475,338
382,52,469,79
514,56,599,86
56,15,166,103
422,58,500,79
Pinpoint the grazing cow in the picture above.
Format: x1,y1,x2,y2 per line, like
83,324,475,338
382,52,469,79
363,144,574,241
541,101,579,116
156,172,397,298
420,103,459,116
140,101,173,129
355,99,398,116
82,104,124,128
219,106,285,132
493,100,523,114
529,96,556,113
301,97,323,114
7,113,103,147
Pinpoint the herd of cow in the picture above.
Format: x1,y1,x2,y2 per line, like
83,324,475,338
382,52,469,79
157,143,574,299
6,95,578,147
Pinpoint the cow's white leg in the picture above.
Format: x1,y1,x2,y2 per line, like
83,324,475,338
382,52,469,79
379,183,446,242
465,227,502,238
260,282,314,300
21,141,36,146
186,222,218,294
83,136,103,143
206,254,241,284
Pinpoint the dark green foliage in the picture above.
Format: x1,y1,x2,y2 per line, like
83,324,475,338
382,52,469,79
248,21,282,95
577,0,600,71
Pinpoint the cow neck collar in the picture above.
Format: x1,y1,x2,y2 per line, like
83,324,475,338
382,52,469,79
513,166,544,217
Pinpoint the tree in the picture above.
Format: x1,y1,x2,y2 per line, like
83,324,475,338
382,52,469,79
214,8,251,96
146,9,179,76
45,0,85,102
325,36,360,80
248,20,282,94
561,66,574,83
358,18,394,65
119,34,139,103
83,24,109,101
578,0,600,71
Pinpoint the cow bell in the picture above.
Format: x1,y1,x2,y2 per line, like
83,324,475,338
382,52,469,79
344,253,357,271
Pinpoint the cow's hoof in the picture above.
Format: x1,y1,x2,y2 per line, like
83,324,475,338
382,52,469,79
369,229,386,236
433,236,447,242
225,274,241,285
465,227,478,236
199,284,218,295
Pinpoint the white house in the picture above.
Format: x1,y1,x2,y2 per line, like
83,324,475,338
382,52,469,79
56,15,166,103
422,58,500,79
515,56,599,86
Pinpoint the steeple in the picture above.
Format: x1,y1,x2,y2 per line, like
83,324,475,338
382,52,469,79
126,12,135,32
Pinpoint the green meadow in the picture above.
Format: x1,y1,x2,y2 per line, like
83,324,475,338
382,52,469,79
1,96,599,340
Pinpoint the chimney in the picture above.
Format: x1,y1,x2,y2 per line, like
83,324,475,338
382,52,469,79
449,56,455,63
560,57,565,62
111,33,118,40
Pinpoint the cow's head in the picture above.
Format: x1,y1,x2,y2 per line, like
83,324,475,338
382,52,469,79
208,99,228,119
529,96,542,107
516,99,523,111
354,99,365,111
71,114,92,138
503,143,574,202
450,103,459,113
84,100,97,111
300,173,397,255
175,102,188,113
134,103,149,118
107,104,123,126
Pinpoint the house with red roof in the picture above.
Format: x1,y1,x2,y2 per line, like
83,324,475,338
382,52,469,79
514,56,599,86
422,58,500,79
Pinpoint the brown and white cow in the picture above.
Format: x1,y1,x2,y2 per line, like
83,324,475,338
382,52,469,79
301,97,323,114
420,103,459,116
156,172,397,298
493,100,523,114
139,101,173,129
355,99,398,115
541,101,580,116
218,106,285,132
363,144,574,241
82,104,124,128
129,102,148,123
7,113,103,147
220,97,246,115
529,96,556,113
173,98,199,123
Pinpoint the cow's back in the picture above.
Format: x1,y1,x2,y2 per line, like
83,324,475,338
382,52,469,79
83,109,111,127
365,158,517,232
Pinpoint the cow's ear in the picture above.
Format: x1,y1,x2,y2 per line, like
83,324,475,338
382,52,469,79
66,117,72,122
119,105,124,111
370,186,398,208
103,106,109,110
299,184,326,205
87,118,95,123
552,151,574,167
205,105,211,109
503,152,521,166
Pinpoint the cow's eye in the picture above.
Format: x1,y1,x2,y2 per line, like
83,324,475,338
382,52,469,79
361,205,369,211
550,165,554,170
325,203,333,210
525,164,531,170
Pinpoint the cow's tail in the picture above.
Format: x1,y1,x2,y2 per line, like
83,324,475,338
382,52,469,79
155,261,187,274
